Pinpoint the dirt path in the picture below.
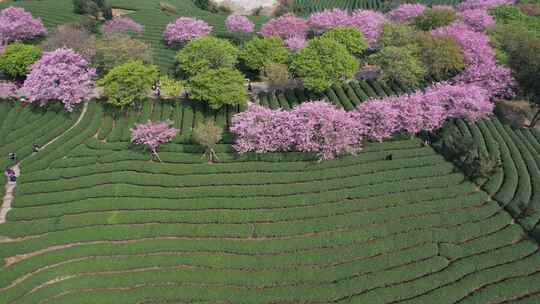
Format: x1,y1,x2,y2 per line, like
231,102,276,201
0,164,19,224
0,102,89,224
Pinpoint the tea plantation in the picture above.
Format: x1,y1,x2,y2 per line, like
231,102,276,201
1,0,540,303
450,118,540,241
0,94,539,302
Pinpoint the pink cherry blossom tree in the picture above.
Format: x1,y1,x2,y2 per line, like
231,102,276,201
284,36,307,51
348,10,387,48
308,9,350,33
130,120,179,162
163,17,212,45
22,48,96,112
387,4,427,23
225,14,254,33
432,22,515,98
231,103,296,154
353,100,401,142
395,93,447,134
459,9,495,32
292,101,364,160
102,17,144,35
426,82,494,121
0,7,46,45
231,101,363,160
259,13,309,40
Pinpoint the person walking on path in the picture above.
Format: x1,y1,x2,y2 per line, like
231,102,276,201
4,168,16,182
8,152,16,161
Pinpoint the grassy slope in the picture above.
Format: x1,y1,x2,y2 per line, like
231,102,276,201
0,0,267,71
0,99,539,302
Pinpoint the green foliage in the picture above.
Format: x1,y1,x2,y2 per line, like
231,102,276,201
98,61,159,108
72,0,107,18
369,46,427,88
321,26,368,56
378,22,418,49
186,68,247,109
175,36,239,77
192,119,223,163
159,75,183,99
491,5,526,22
491,5,540,33
413,8,457,31
291,37,359,92
462,154,502,179
488,24,523,64
0,43,42,78
433,122,501,180
415,33,465,79
492,23,540,123
92,33,153,75
260,63,291,88
506,33,540,125
239,37,289,72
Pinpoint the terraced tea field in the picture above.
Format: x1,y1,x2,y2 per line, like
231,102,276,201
1,99,540,303
258,79,410,110
451,118,540,242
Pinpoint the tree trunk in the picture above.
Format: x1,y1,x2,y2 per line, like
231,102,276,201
530,108,540,128
152,149,163,163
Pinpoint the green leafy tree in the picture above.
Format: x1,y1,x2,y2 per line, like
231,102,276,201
0,43,42,78
98,60,159,108
73,0,109,19
369,46,427,88
186,68,247,109
502,29,540,126
321,27,368,56
92,33,153,75
378,22,417,49
239,37,289,72
415,32,465,79
159,75,183,99
192,119,223,163
260,63,291,88
175,36,238,77
413,8,457,31
290,37,359,92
